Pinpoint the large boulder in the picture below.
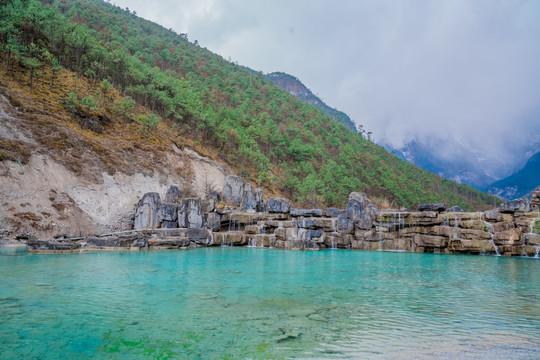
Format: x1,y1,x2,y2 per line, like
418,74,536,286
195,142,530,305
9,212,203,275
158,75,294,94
222,175,244,206
156,204,179,228
355,212,374,230
337,213,354,234
205,212,222,230
178,198,204,228
164,185,180,204
417,203,447,212
291,209,324,217
241,183,255,211
134,192,161,230
325,208,345,218
531,186,540,211
267,197,291,213
499,199,530,213
254,188,265,212
346,192,369,221
446,206,464,213
203,191,220,213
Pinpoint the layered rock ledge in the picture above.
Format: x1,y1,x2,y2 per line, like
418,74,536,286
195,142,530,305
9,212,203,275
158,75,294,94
20,179,540,257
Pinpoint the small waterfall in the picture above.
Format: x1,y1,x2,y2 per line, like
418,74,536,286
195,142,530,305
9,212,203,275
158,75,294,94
331,218,337,233
207,232,214,246
331,238,337,249
451,216,460,240
484,221,500,256
535,246,540,258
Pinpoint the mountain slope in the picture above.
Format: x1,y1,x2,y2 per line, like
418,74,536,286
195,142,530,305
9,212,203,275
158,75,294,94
387,140,496,189
485,151,540,200
0,0,500,212
265,72,357,133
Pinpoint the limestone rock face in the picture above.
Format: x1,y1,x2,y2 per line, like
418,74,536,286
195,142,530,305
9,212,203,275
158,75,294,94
178,198,204,228
290,209,324,217
222,175,244,206
417,203,447,212
325,208,345,218
164,185,180,204
157,204,179,228
267,197,291,213
254,188,265,212
134,192,161,230
86,235,148,249
531,186,540,211
204,191,220,213
241,183,255,211
205,212,221,230
27,240,82,252
413,234,447,248
355,212,374,230
499,199,530,213
337,214,354,234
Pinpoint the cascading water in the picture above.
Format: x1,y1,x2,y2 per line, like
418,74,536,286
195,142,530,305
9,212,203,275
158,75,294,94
484,221,500,256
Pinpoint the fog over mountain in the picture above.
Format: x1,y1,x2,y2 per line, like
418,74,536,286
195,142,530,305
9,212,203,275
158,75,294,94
113,0,540,180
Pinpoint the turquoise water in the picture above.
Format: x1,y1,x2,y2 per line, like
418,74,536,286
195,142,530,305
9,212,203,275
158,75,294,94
0,248,539,359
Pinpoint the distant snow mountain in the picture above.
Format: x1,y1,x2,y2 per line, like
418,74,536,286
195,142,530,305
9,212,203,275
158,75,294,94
264,72,357,133
484,151,540,200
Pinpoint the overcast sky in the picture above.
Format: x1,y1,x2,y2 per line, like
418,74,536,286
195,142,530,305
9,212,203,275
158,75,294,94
113,0,540,179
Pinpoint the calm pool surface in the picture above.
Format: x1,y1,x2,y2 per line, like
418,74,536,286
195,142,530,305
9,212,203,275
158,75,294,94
0,247,539,359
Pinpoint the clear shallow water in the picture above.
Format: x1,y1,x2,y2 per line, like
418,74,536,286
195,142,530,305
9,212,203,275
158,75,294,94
0,248,539,359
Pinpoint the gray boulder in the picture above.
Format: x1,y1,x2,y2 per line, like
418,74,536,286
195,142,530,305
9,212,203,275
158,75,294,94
325,208,345,218
134,192,161,230
499,198,530,213
337,213,354,233
348,192,369,204
355,212,374,230
291,209,324,217
267,197,291,213
204,191,220,213
206,212,222,230
164,185,180,204
364,204,381,217
484,209,503,222
446,206,464,213
241,183,255,211
295,219,317,229
222,175,244,206
178,198,204,228
187,228,212,245
157,204,178,228
254,188,264,211
417,203,447,212
347,199,364,221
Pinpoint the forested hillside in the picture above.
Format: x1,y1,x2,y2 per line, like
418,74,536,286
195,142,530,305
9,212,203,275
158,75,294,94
0,0,501,210
265,72,358,133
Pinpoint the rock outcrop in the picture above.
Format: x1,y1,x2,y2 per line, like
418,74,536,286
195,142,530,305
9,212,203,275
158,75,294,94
23,176,540,257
